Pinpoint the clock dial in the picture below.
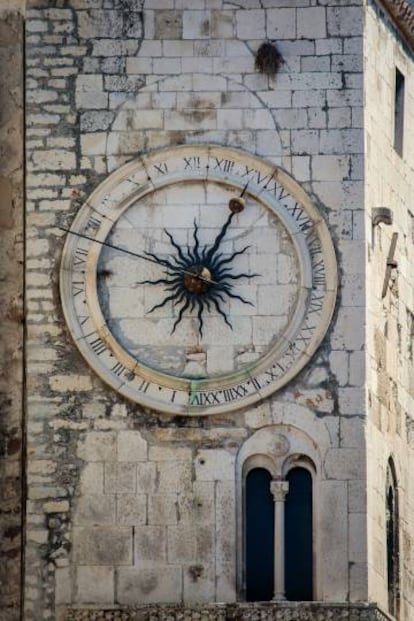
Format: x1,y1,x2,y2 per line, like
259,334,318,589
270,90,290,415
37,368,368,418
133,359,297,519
60,145,337,415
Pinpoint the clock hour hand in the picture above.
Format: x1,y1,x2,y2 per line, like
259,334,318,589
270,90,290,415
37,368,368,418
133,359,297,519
59,226,217,285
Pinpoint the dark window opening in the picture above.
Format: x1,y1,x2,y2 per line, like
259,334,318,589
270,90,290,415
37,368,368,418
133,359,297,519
245,467,274,601
285,467,313,601
386,461,400,618
394,68,405,156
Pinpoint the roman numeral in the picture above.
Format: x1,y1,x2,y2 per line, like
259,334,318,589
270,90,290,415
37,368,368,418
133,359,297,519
250,377,261,391
214,157,235,173
72,280,85,297
242,166,271,187
296,323,314,345
89,336,107,356
183,156,201,170
307,231,322,258
78,315,90,326
222,384,248,402
286,203,312,233
137,379,150,393
313,260,326,287
190,391,220,406
308,294,324,314
153,162,168,175
111,361,127,377
73,247,88,267
86,215,102,230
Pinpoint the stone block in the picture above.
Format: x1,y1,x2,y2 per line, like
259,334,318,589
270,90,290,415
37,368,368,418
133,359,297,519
349,512,367,563
136,462,157,494
216,481,236,564
118,430,148,462
183,563,215,603
75,566,114,605
77,432,116,462
80,462,104,494
78,10,142,39
216,562,236,603
117,567,182,604
30,150,76,171
74,494,116,525
104,463,136,494
327,7,363,37
73,526,133,565
155,10,182,39
156,460,192,493
192,481,215,524
183,10,210,39
331,307,365,351
168,525,214,564
297,7,326,39
195,449,235,481
266,8,296,39
117,494,147,526
236,10,265,39
148,446,191,462
148,494,179,525
134,526,167,565
55,567,71,605
210,11,234,38
318,480,348,600
324,448,364,480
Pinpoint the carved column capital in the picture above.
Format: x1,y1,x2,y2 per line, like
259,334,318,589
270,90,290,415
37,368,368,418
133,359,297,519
270,480,289,502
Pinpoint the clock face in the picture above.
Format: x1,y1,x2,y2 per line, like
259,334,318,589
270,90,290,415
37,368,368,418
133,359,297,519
60,145,337,415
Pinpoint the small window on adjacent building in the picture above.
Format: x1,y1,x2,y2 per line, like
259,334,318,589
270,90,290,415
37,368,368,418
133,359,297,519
394,68,405,156
386,459,400,618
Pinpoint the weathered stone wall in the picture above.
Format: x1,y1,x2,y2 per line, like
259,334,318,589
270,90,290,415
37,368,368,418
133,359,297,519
24,0,368,619
0,8,24,621
365,2,414,619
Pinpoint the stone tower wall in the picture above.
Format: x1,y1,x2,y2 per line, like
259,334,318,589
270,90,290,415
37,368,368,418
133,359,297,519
23,0,368,618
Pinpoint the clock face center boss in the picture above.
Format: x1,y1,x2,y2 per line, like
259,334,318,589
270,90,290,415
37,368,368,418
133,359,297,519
59,145,337,415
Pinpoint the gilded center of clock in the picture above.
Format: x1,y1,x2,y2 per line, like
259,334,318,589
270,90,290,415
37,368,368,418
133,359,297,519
183,266,213,294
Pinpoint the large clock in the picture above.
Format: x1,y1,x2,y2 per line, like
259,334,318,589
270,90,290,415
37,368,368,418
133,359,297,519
59,145,337,415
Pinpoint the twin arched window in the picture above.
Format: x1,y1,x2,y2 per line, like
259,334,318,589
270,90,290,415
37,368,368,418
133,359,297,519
245,465,313,602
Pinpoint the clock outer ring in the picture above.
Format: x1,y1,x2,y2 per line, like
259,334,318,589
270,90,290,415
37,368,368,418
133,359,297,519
60,144,338,415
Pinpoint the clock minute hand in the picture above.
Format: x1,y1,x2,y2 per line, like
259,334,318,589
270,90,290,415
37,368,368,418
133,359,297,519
58,226,217,285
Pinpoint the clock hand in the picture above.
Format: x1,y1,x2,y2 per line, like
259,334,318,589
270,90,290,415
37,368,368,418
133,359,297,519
59,226,217,285
228,181,248,213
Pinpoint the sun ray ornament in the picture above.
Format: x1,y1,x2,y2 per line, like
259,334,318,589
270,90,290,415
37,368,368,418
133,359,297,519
137,185,259,338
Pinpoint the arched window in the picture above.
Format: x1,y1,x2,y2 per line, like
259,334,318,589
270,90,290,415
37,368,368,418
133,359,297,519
245,467,274,601
285,467,313,601
386,459,399,618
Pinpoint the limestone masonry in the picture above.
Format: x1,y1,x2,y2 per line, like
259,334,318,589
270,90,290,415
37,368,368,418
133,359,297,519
0,1,413,620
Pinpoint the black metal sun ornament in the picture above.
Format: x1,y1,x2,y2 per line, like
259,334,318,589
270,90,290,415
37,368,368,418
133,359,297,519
139,192,259,338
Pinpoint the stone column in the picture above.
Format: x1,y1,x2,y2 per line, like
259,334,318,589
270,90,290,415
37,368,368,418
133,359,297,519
270,480,289,601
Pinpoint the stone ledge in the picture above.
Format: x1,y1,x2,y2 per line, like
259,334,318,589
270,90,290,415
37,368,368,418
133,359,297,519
59,602,394,621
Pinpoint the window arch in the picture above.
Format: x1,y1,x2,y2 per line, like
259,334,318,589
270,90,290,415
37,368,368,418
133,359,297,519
386,458,400,618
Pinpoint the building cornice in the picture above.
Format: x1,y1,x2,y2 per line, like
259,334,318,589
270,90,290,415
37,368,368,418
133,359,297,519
380,0,414,51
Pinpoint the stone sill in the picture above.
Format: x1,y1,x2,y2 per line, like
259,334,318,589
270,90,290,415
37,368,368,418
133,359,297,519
59,602,394,621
